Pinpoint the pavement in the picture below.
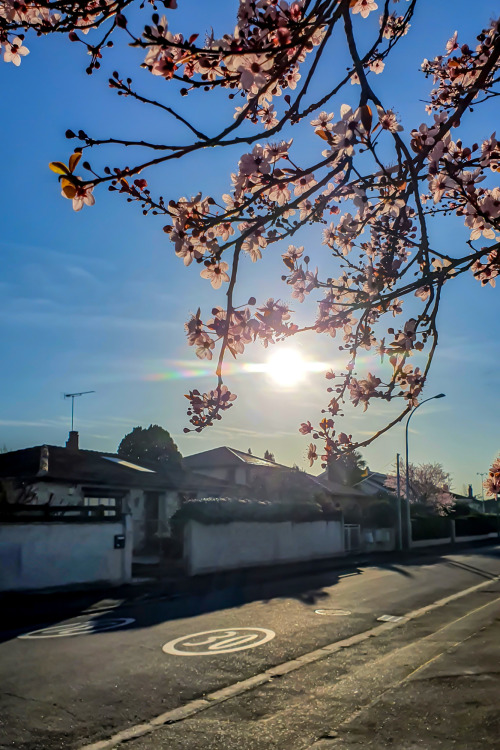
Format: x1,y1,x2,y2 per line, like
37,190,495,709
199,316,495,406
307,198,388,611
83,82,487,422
1,544,500,750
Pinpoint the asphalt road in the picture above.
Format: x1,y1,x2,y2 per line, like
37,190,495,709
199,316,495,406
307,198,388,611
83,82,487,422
1,545,500,750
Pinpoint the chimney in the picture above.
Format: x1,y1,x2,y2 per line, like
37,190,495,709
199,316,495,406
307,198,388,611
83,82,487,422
66,431,79,451
468,484,473,499
38,445,49,475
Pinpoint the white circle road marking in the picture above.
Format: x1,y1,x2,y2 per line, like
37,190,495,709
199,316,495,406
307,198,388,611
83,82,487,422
162,628,276,656
18,617,136,639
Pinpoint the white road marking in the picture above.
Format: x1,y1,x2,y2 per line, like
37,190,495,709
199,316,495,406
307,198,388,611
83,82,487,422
377,614,404,623
163,628,276,655
315,609,351,616
80,573,500,750
18,617,135,639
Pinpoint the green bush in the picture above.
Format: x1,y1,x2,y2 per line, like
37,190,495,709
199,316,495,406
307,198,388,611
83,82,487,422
172,497,343,526
455,515,498,536
363,500,397,528
411,516,451,540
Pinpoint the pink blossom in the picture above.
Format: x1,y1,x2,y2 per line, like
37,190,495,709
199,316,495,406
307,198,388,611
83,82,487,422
200,262,230,289
307,443,318,466
369,58,385,74
351,0,378,19
310,111,334,130
3,36,29,66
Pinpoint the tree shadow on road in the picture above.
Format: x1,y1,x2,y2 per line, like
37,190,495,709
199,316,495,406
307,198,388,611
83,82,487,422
0,555,416,643
3,544,497,644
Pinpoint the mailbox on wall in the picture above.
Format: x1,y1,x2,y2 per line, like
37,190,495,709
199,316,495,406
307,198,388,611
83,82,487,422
114,534,126,549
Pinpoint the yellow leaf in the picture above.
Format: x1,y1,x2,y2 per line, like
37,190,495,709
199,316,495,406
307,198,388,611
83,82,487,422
360,104,372,134
49,161,70,175
315,128,330,142
61,178,77,199
69,152,82,173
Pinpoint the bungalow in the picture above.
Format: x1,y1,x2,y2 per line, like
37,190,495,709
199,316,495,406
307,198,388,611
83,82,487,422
183,446,367,510
0,432,229,557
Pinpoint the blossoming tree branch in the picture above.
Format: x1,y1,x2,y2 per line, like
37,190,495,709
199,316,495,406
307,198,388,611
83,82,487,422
2,0,499,468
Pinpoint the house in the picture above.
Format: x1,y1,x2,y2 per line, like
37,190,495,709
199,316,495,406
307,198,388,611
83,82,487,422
183,446,366,510
316,469,377,523
0,432,229,558
355,470,392,499
182,446,282,489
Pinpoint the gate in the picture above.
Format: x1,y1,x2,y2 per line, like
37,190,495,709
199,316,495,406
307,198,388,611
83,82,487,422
344,524,361,553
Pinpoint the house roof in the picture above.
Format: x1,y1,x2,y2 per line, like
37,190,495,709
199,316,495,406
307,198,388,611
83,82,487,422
184,446,367,500
0,445,178,490
355,471,391,496
315,471,369,499
183,446,284,470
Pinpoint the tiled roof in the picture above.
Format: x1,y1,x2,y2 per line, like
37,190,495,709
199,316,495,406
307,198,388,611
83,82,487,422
183,446,283,469
0,446,177,489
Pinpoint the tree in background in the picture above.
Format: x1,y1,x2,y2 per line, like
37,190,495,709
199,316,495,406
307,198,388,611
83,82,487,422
484,456,500,497
328,450,367,486
117,425,183,471
264,450,275,462
3,2,499,462
385,461,454,516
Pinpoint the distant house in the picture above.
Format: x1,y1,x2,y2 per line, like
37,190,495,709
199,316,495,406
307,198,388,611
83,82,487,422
355,471,392,499
183,446,282,489
316,468,376,523
0,432,229,557
183,446,366,510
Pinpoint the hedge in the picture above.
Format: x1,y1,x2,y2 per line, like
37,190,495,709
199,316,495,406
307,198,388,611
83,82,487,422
363,500,397,528
172,497,343,526
455,515,498,536
412,514,499,540
411,516,451,541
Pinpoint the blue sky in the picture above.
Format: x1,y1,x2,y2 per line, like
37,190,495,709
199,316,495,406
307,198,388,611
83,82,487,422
0,0,498,494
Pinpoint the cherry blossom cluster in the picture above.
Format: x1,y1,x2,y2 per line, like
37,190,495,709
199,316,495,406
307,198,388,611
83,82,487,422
5,1,500,458
185,384,236,431
0,0,127,69
422,21,500,113
484,456,500,497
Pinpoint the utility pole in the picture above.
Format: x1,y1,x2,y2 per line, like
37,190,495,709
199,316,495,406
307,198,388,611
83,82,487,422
404,393,446,549
396,453,402,551
64,391,95,431
477,472,486,512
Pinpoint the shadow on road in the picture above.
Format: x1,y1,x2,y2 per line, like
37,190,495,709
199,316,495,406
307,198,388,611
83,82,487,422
1,543,498,644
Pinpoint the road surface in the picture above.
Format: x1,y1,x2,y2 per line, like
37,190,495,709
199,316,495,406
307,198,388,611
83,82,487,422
1,545,499,749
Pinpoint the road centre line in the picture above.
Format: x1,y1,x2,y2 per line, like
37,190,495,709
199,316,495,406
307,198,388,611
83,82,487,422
79,574,500,750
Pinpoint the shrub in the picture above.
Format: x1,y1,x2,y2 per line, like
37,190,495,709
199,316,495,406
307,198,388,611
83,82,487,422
172,497,343,526
411,516,451,541
455,515,498,536
363,501,397,529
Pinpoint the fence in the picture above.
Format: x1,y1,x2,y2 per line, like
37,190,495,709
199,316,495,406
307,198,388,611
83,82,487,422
0,503,122,522
344,524,361,553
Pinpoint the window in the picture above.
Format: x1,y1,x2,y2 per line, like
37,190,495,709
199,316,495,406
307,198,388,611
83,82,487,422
83,496,120,518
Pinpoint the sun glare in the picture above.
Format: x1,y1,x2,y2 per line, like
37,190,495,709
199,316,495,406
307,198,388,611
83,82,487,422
266,348,307,387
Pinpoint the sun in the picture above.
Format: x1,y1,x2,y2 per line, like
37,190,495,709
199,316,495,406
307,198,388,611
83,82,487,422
266,348,307,387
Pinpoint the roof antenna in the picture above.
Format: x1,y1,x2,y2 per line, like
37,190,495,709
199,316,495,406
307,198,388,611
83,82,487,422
64,391,95,431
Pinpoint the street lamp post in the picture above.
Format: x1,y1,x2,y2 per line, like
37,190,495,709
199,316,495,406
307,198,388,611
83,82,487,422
404,393,446,549
476,472,486,512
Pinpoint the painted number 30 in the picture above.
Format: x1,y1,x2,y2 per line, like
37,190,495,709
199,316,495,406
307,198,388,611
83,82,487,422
162,628,275,656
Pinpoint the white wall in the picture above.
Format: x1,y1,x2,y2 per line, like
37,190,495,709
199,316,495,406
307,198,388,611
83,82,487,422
184,519,344,575
363,528,396,552
0,517,132,591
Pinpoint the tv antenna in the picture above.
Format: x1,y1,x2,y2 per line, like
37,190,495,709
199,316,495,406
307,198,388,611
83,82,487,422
64,391,95,431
